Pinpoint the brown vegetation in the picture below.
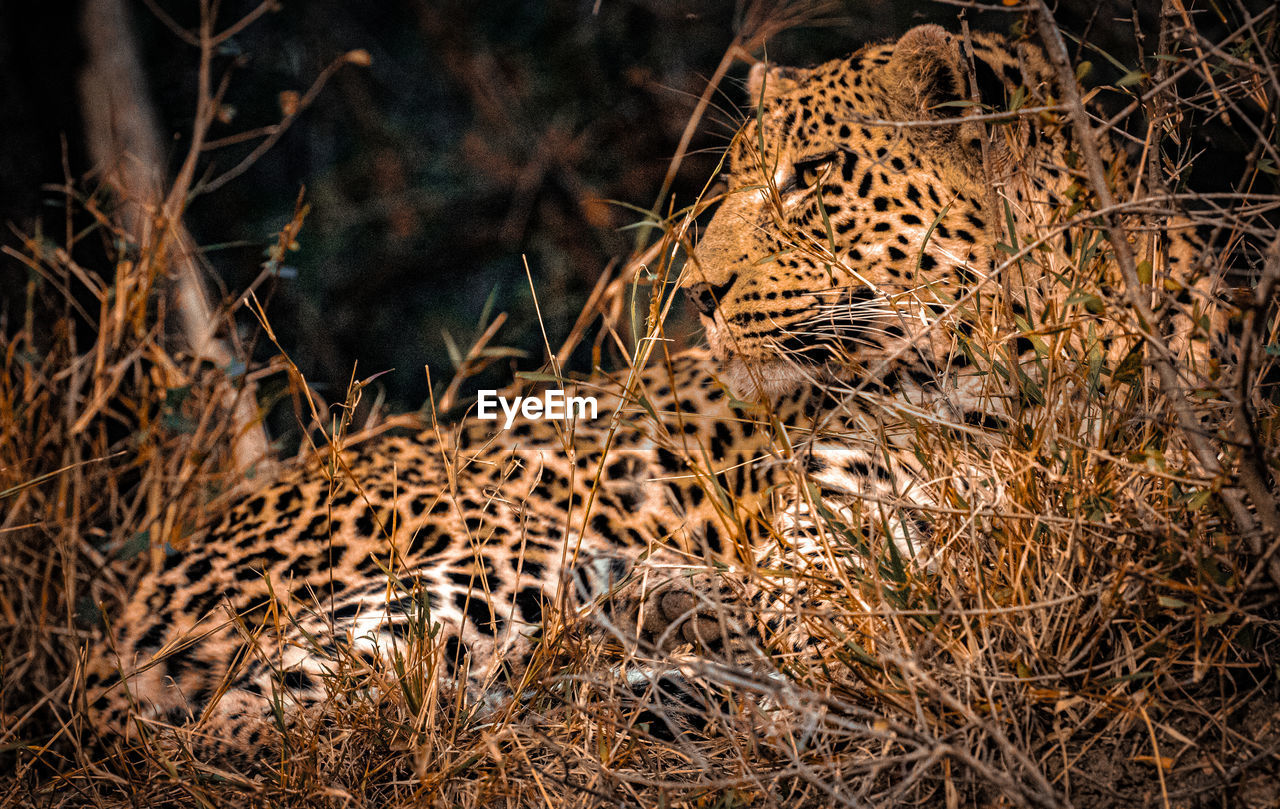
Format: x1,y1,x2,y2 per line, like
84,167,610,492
1,1,1278,807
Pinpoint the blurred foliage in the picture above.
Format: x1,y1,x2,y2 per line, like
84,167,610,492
109,0,961,418
133,1,946,417
1,0,1268,425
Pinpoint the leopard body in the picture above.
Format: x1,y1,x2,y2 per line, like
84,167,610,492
87,25,1231,758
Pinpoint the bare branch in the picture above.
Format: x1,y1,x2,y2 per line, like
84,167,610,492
196,49,369,196
1034,1,1280,586
78,0,271,476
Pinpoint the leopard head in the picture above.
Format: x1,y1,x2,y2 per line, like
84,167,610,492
685,25,1059,401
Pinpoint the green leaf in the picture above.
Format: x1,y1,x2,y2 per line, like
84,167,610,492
75,597,104,629
1065,290,1105,314
160,412,196,433
932,99,984,109
1002,198,1019,251
916,201,954,271
478,347,528,359
1116,69,1145,88
117,531,151,560
514,371,564,383
441,329,462,369
477,285,500,332
1188,489,1213,510
1008,85,1027,113
163,385,192,410
1109,345,1143,385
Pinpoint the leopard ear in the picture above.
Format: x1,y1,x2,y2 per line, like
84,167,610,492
887,24,967,118
746,62,806,107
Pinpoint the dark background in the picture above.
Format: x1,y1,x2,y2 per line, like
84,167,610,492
0,0,1263,424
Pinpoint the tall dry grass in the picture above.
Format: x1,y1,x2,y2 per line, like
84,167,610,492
2,1,1279,807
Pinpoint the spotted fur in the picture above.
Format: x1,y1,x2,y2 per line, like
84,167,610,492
86,25,1234,760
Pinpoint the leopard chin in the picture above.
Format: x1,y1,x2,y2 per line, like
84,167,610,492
721,355,816,403
701,319,821,403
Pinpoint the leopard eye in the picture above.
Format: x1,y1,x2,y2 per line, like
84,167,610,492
795,156,835,190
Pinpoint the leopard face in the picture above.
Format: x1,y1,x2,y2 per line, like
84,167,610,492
686,25,1059,400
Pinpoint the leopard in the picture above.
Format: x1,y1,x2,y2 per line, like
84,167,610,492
85,24,1236,763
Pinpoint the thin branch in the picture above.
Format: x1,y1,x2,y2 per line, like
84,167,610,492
78,0,271,475
1033,0,1280,585
195,49,368,196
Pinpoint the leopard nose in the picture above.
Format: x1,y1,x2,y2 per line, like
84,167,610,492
683,273,739,317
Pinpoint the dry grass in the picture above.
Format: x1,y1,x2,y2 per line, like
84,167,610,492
2,2,1280,807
